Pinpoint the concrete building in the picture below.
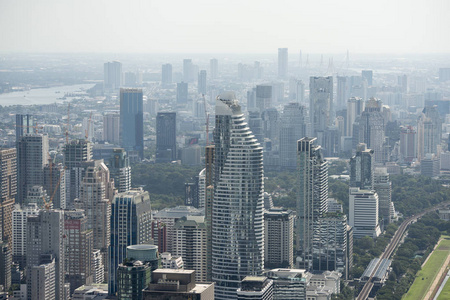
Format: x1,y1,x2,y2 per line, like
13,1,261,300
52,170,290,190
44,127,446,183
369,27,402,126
160,252,184,269
212,92,264,299
29,256,56,300
350,143,374,190
119,88,144,160
256,85,273,113
17,134,48,205
64,210,93,294
297,138,328,270
280,103,307,168
117,260,151,300
72,284,108,300
156,112,177,163
12,203,39,268
310,77,333,142
198,70,207,94
108,148,131,193
210,58,218,79
26,210,65,300
349,188,381,239
421,153,440,177
92,249,104,285
183,59,194,82
15,114,34,143
264,208,294,268
143,269,214,300
102,113,120,145
417,106,442,160
177,82,189,104
278,48,288,78
373,168,392,224
108,188,152,295
174,216,207,283
346,97,364,137
0,148,16,250
237,276,273,300
104,61,123,92
265,268,310,300
161,63,173,87
0,241,11,291
399,126,417,163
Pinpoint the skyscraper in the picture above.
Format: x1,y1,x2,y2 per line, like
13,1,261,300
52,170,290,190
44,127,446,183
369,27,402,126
156,112,177,163
198,70,207,94
161,63,173,87
177,82,188,104
350,143,374,190
297,137,328,270
255,84,272,113
0,148,16,248
17,134,48,204
213,92,264,299
310,77,333,142
349,188,381,239
104,61,123,92
346,97,364,136
337,77,349,111
417,106,442,160
102,113,120,145
43,162,66,209
264,208,294,268
120,88,144,160
15,114,34,142
361,70,373,86
373,167,392,224
108,148,131,193
12,203,39,269
183,59,194,82
278,48,288,78
399,126,417,162
210,58,218,79
109,188,152,295
279,103,307,168
26,210,65,300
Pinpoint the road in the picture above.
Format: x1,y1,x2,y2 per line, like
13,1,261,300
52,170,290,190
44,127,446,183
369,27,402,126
356,201,450,300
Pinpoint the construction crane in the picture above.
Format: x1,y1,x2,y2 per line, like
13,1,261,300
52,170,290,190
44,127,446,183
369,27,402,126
42,166,65,210
202,94,210,145
65,103,70,144
85,111,93,141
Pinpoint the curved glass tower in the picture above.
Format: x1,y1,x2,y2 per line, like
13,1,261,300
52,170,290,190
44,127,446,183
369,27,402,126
212,92,264,299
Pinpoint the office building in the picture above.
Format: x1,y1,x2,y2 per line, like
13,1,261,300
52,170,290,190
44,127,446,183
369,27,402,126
262,108,279,142
177,82,189,104
183,59,194,82
15,114,34,142
279,103,307,168
120,88,144,160
43,162,66,209
104,61,123,92
74,161,114,280
109,188,152,295
64,210,93,294
17,134,48,205
237,276,273,300
0,241,11,291
417,106,442,160
350,143,374,190
174,216,207,283
278,48,288,78
248,111,264,145
126,244,159,271
108,148,131,193
143,269,214,300
212,92,264,299
156,112,177,163
297,138,328,270
255,84,272,113
26,210,65,300
29,257,56,300
373,168,392,224
103,113,120,145
310,77,333,141
346,97,364,136
160,252,184,269
421,153,440,177
162,63,173,87
72,284,108,300
92,250,104,284
264,208,294,269
198,70,207,94
210,58,218,79
117,260,151,300
0,149,16,253
362,70,373,86
266,268,310,300
63,139,92,205
399,126,417,162
12,203,39,268
349,188,381,238
337,76,350,111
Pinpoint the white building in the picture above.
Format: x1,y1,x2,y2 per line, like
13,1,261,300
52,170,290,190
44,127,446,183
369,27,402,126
160,252,184,269
12,203,40,268
349,188,381,239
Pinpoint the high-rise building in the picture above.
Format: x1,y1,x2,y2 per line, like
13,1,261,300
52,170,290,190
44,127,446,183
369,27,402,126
213,92,264,299
264,208,294,269
399,126,417,162
373,168,392,224
104,61,123,92
156,112,177,163
108,188,152,295
26,210,65,300
297,137,328,270
337,77,350,111
278,48,288,78
29,256,56,300
0,240,11,291
279,103,307,168
346,97,364,136
237,276,274,300
161,63,173,87
173,216,207,283
177,82,189,104
210,58,218,79
289,78,305,103
204,145,214,282
102,113,120,145
349,188,381,239
17,134,48,205
119,88,144,160
0,148,16,250
183,59,194,82
12,203,39,268
310,77,333,141
43,162,66,209
74,161,114,280
255,84,272,113
198,70,207,94
417,106,442,160
362,70,373,86
108,148,131,193
350,143,374,190
15,114,34,142
117,260,151,300
248,111,264,146
64,209,93,294
63,139,92,205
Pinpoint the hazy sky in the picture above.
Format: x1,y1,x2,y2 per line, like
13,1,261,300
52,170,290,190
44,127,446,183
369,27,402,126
1,0,449,54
